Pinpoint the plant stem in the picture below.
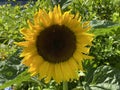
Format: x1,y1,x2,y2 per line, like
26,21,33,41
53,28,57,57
63,82,68,90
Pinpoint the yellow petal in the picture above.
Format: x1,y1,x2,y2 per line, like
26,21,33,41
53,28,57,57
45,63,54,83
38,61,49,80
53,63,63,83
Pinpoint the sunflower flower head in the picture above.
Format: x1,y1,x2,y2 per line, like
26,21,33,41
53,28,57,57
16,5,94,83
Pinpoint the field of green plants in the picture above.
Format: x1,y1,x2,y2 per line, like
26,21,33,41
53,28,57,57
0,0,120,90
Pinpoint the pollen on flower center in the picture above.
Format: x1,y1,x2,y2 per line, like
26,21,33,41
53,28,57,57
36,25,76,63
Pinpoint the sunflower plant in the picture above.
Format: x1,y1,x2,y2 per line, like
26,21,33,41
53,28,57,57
0,0,120,90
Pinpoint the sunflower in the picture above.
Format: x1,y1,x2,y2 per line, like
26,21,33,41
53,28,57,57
16,5,94,83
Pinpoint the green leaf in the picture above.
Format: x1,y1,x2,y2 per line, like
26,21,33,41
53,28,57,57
90,83,119,90
0,70,30,89
91,25,120,36
90,65,120,90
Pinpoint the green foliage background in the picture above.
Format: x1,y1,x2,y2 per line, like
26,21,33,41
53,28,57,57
0,0,120,90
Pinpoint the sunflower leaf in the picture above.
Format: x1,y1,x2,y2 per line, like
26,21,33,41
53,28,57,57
0,69,30,89
91,25,120,36
89,65,120,90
